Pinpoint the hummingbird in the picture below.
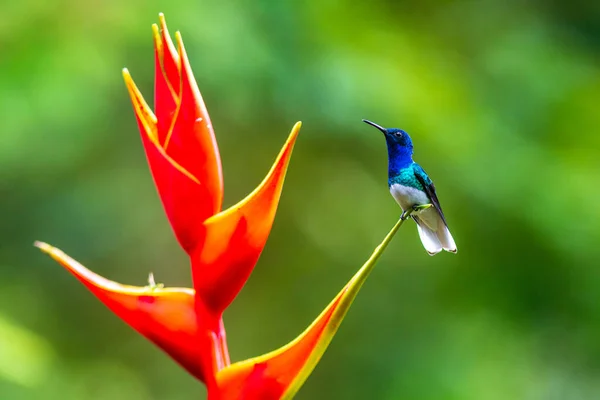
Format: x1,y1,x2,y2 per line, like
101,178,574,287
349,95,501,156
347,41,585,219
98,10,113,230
363,119,457,255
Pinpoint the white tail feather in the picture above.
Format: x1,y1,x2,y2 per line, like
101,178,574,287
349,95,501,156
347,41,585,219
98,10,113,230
414,218,443,255
413,213,457,255
436,221,457,253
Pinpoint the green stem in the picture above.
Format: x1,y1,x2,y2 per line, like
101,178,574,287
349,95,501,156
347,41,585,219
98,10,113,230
281,209,422,399
341,205,428,316
363,207,418,269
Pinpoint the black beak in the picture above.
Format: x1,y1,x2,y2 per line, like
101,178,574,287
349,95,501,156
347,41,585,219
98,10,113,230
362,119,387,134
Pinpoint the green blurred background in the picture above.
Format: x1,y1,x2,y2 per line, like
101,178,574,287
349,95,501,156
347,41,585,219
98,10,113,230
2,0,600,398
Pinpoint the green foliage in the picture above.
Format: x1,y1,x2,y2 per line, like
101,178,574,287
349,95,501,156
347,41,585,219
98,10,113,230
1,0,599,398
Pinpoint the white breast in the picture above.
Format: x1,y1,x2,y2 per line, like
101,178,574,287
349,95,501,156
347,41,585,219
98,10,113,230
389,183,429,211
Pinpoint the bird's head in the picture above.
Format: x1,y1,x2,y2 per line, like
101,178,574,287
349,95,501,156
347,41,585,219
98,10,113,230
362,119,413,149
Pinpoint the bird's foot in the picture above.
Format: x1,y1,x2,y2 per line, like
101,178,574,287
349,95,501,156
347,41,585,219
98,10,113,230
401,204,433,220
401,204,432,221
412,203,433,213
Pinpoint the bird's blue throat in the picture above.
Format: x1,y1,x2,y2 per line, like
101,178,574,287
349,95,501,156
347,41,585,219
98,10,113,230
386,139,414,179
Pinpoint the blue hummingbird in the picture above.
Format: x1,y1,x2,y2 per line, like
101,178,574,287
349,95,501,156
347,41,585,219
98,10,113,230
363,119,457,255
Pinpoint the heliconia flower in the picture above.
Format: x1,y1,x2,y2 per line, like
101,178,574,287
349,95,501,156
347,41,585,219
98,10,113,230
37,12,300,386
36,13,409,399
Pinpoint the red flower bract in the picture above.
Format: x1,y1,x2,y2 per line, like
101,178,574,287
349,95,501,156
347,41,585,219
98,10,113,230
36,13,406,399
34,242,207,381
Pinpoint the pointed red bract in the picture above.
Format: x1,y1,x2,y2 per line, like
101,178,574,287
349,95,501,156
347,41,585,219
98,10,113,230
124,70,212,253
125,14,223,254
192,122,301,313
215,294,344,399
34,242,207,382
213,284,350,399
162,32,223,218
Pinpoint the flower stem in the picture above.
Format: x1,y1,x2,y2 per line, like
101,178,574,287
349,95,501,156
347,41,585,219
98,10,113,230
280,208,422,399
362,207,421,270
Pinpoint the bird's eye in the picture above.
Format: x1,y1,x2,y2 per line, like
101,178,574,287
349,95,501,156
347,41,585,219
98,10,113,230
394,132,402,137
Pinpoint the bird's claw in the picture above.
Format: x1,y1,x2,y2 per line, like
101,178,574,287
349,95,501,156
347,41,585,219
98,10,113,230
400,210,409,221
401,204,433,221
413,203,433,212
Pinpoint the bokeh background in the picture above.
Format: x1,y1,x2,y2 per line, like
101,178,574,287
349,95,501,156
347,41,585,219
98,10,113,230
2,0,600,399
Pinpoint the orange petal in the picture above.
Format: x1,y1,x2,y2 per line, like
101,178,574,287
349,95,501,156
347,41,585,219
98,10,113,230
191,122,301,314
212,217,408,399
161,31,223,218
123,69,215,254
34,241,208,382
